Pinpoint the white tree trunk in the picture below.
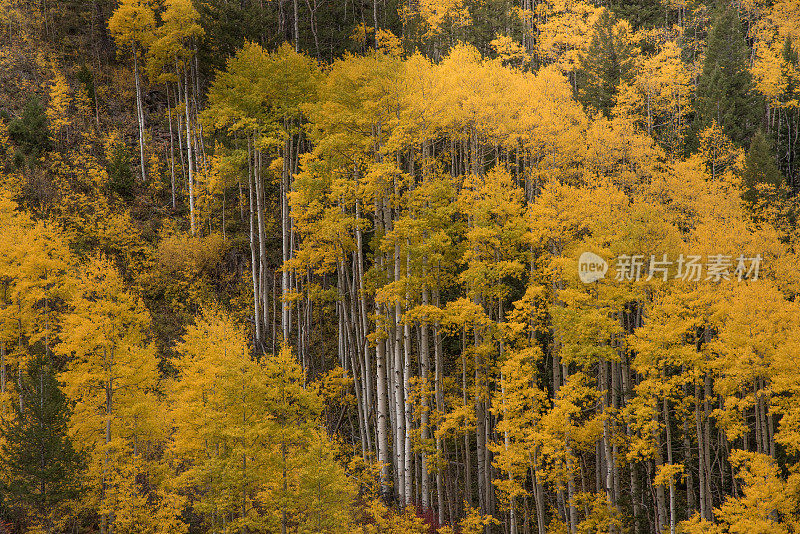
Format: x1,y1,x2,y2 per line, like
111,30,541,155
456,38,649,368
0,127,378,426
376,313,391,498
393,243,406,504
166,86,176,209
182,62,195,235
420,285,431,512
281,138,291,342
247,138,261,346
132,49,146,183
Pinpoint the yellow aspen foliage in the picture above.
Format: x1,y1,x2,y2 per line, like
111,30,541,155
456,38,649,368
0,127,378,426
46,71,71,140
101,456,188,534
537,0,600,75
768,0,800,41
7,5,800,533
698,121,740,180
681,451,798,533
360,499,428,533
376,29,403,56
146,0,204,81
56,255,167,531
56,255,158,442
490,347,547,514
0,194,73,388
752,40,788,104
170,309,354,532
458,167,527,302
615,41,692,153
490,34,530,67
107,0,156,51
455,504,500,534
416,0,470,38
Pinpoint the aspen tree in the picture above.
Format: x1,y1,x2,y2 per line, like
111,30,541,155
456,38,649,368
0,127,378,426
147,0,204,226
108,0,156,184
57,256,163,534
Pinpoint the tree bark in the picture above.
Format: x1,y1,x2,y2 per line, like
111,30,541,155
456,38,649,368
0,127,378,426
183,62,195,235
166,84,176,209
664,390,676,534
420,284,431,512
132,48,146,184
376,310,391,499
248,138,261,347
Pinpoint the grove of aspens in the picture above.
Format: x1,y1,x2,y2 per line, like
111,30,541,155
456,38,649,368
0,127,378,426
1,0,800,532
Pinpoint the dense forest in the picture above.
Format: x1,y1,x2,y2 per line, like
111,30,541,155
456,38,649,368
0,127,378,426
1,0,800,532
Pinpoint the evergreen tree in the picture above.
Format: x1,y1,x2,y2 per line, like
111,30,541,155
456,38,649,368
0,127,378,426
7,97,50,165
741,129,785,214
0,357,84,531
696,6,762,147
106,138,135,199
578,8,636,117
607,0,662,31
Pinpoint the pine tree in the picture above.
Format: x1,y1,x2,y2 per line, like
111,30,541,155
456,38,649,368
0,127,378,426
578,8,636,117
106,135,135,199
607,0,662,30
696,6,762,147
741,130,784,211
8,97,50,165
0,357,84,533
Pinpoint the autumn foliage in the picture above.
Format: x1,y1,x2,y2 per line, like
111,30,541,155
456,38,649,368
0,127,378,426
1,0,800,533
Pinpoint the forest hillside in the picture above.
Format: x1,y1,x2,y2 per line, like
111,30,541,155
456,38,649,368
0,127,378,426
1,0,800,532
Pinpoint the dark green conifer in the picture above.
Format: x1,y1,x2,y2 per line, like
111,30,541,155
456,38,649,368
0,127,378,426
8,97,50,165
0,357,84,531
578,8,635,117
696,6,762,147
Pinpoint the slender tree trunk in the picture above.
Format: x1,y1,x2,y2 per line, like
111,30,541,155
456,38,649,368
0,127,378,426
403,245,413,505
696,381,708,520
529,450,546,534
281,439,288,534
355,199,373,442
281,138,291,342
566,447,577,534
255,147,268,350
703,375,713,518
293,0,300,52
248,138,261,347
664,390,676,534
16,296,22,413
376,308,391,499
166,84,176,209
175,82,186,186
434,312,445,523
462,331,473,509
393,243,406,503
682,369,696,518
420,284,431,512
182,62,195,235
102,349,113,534
600,359,615,519
475,328,487,518
501,370,518,534
132,48,146,183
